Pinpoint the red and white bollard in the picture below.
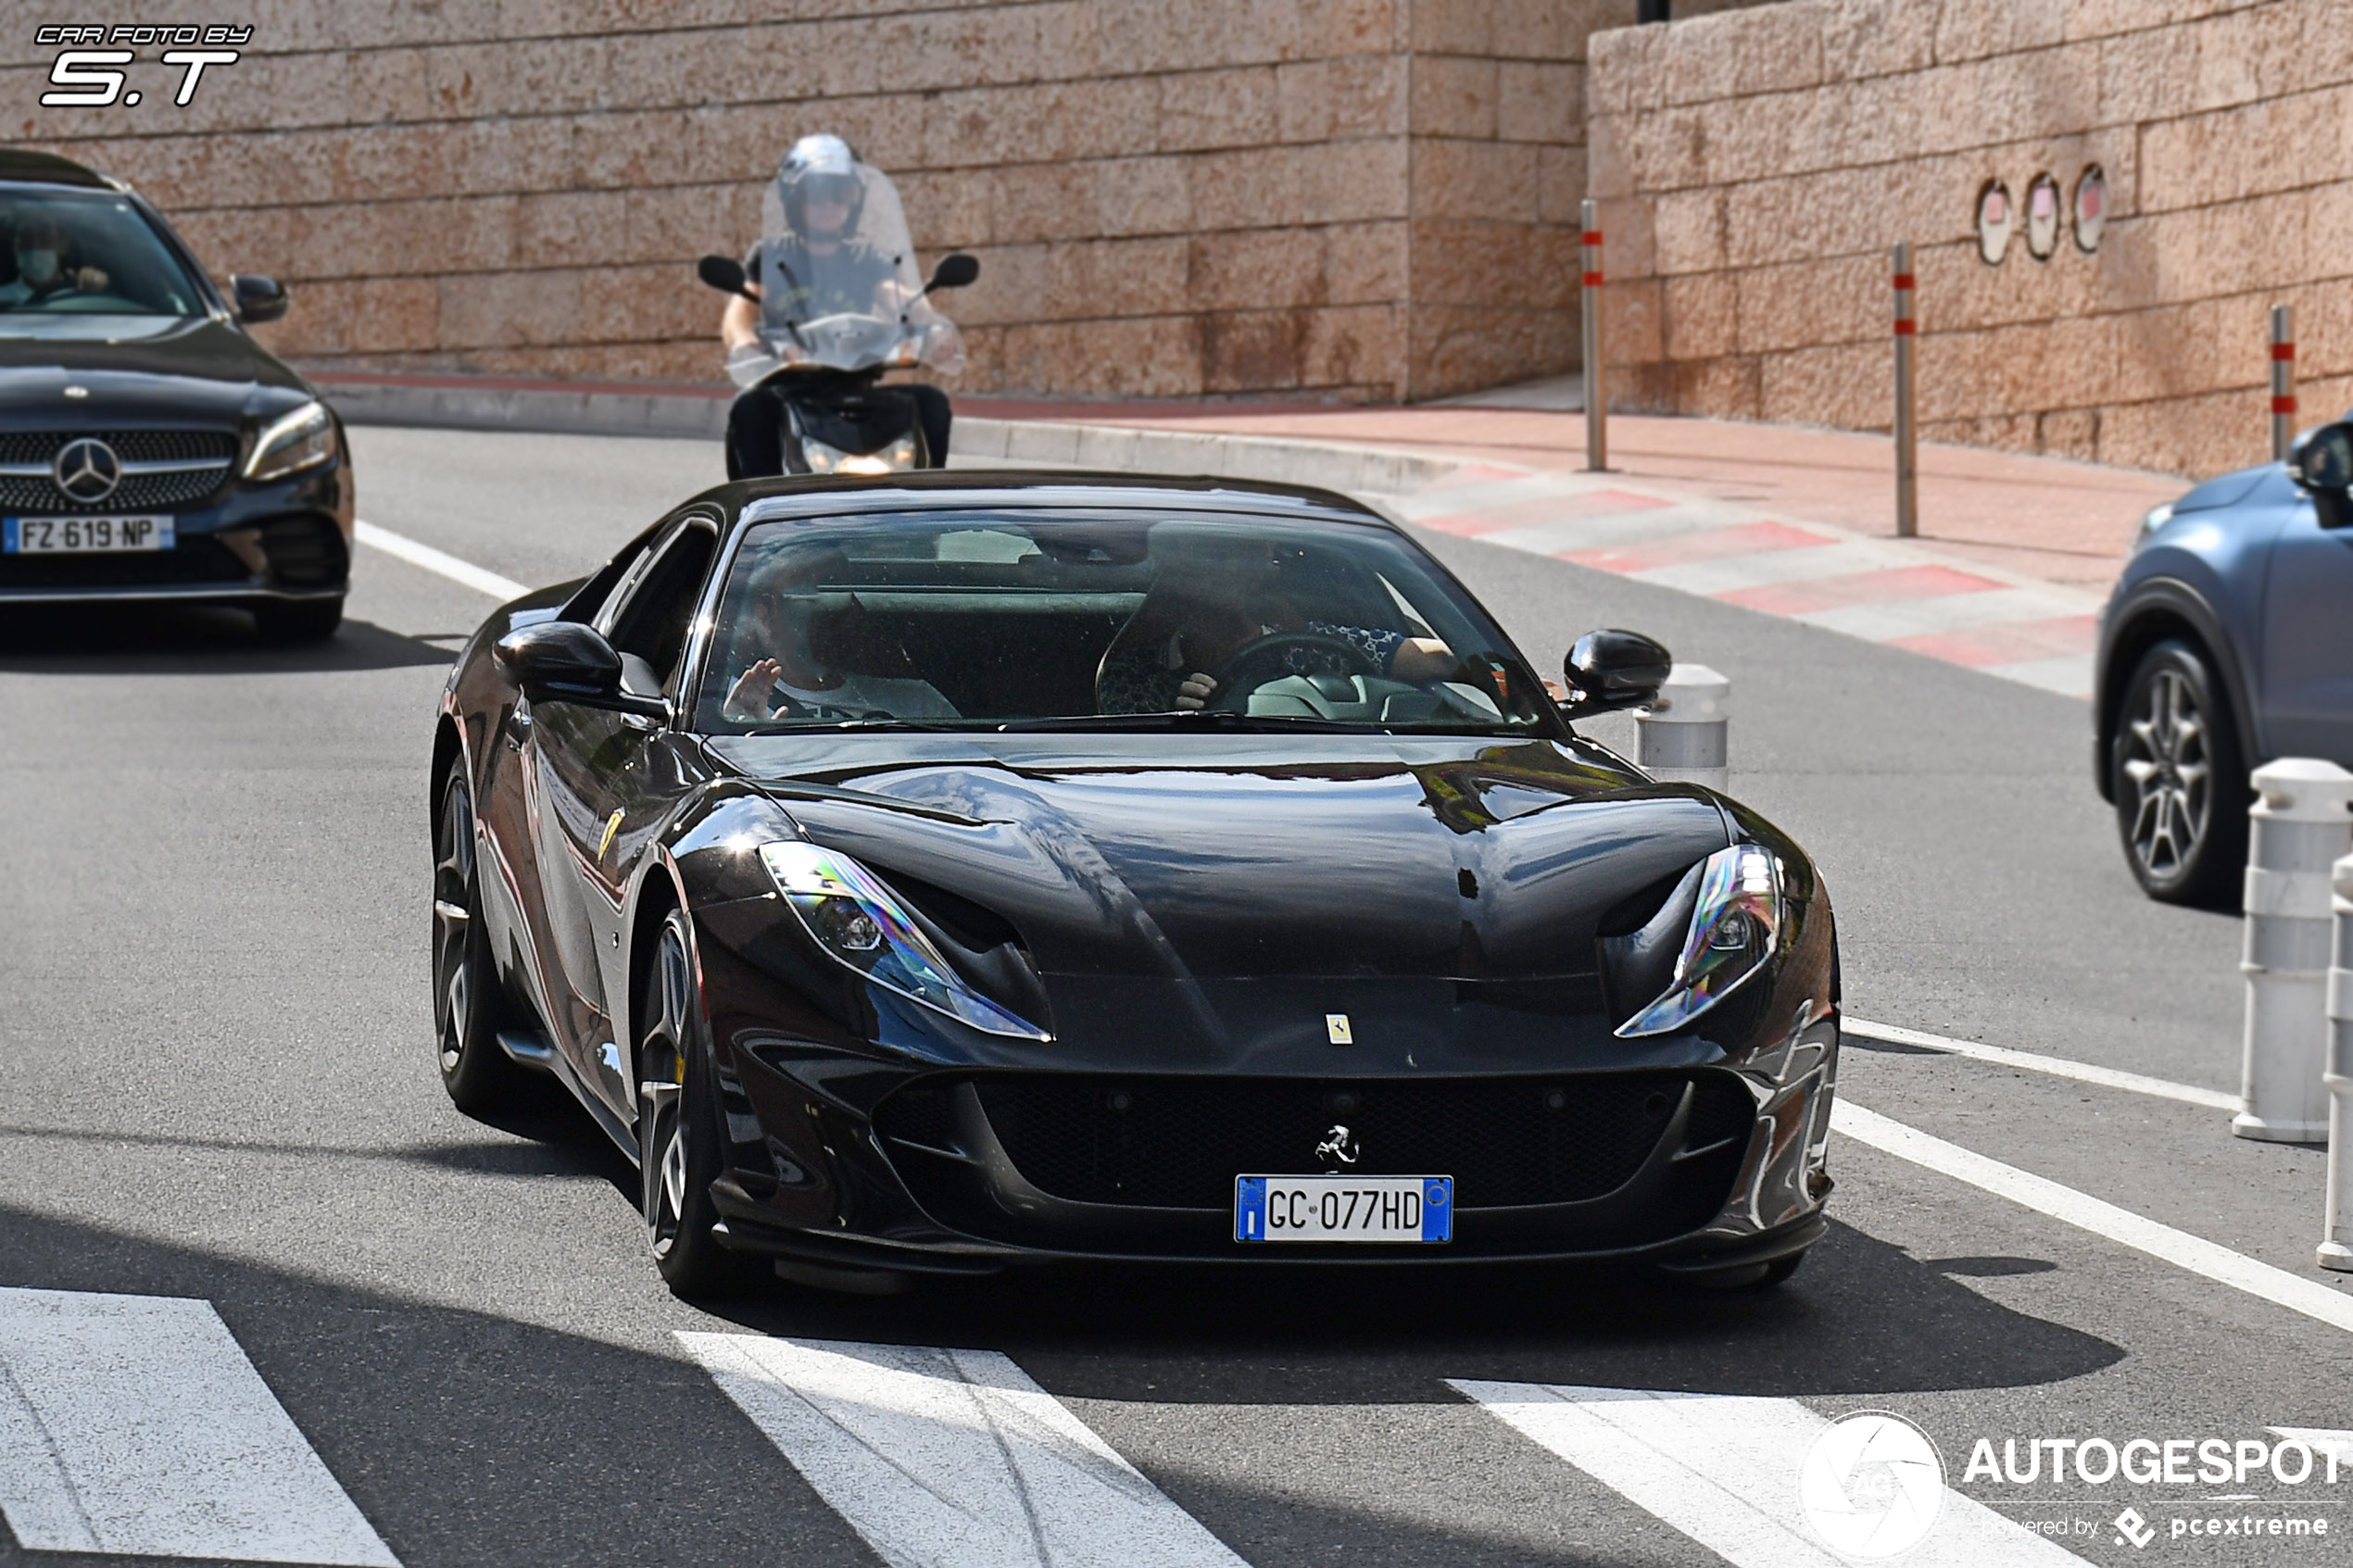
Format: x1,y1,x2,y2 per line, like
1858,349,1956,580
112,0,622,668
1582,198,1605,472
2271,304,2296,463
1893,243,1917,539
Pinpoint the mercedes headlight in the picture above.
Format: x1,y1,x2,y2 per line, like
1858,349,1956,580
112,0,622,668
1615,843,1782,1038
245,400,337,482
799,433,916,476
2133,501,2174,550
760,841,1047,1039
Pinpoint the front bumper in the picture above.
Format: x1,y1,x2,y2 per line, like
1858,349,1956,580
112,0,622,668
698,1010,1840,1276
0,460,350,608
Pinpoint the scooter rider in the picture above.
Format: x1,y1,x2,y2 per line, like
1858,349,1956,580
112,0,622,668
721,134,951,479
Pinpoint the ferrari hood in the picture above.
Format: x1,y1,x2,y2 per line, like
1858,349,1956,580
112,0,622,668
707,734,1733,981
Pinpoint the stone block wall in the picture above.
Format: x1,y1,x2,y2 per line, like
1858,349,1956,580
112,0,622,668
10,0,1705,402
1588,0,2353,477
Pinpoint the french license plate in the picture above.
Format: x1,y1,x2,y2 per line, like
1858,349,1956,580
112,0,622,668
1235,1175,1453,1244
4,516,174,554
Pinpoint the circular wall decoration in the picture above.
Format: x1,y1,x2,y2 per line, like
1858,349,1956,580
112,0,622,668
1975,181,2012,265
2073,164,2108,253
2025,173,2062,260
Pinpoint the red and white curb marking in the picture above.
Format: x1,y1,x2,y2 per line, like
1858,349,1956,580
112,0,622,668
1392,466,2101,699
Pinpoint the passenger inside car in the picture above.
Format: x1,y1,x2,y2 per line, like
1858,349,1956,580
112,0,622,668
719,547,960,722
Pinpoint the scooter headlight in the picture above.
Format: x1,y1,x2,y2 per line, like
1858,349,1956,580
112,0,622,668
799,433,917,475
1614,843,1782,1038
760,841,1048,1039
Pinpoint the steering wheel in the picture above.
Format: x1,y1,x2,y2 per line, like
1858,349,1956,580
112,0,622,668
1204,631,1380,712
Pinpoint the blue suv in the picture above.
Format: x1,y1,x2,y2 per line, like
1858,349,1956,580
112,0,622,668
2095,422,2353,905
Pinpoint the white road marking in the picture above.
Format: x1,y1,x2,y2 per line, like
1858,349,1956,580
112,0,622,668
1448,1382,2092,1566
677,1334,1247,1568
0,1287,398,1565
1832,1100,2353,1336
1843,1017,2239,1112
2268,1428,2353,1465
354,519,527,601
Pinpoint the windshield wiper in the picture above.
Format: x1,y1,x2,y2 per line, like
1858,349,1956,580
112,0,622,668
734,718,976,735
991,711,1389,734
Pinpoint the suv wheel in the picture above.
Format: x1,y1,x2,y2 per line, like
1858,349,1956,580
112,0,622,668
2112,638,2247,907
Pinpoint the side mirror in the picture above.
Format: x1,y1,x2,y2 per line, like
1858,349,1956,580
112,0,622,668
1561,628,1672,717
697,254,757,300
924,252,980,295
494,621,668,721
231,274,287,324
2289,422,2353,530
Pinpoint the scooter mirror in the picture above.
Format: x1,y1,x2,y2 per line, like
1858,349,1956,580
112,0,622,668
925,253,980,294
698,254,755,299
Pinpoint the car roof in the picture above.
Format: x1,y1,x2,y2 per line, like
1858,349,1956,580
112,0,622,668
0,150,118,190
723,469,1396,529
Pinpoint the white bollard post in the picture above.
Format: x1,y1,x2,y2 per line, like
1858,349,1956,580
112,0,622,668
2236,759,2353,1143
2318,848,2353,1270
1637,665,1729,794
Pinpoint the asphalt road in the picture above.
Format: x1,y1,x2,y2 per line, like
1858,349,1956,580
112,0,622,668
0,424,2348,1568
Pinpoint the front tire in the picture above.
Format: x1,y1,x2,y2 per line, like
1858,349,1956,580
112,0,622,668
433,769,535,1114
254,597,343,642
2112,639,2247,908
638,909,761,1298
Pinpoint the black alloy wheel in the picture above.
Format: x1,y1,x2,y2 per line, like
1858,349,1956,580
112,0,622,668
254,597,344,642
433,770,534,1113
638,908,761,1298
2112,638,2247,908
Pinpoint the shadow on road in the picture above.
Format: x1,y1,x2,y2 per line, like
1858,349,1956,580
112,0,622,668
0,604,454,672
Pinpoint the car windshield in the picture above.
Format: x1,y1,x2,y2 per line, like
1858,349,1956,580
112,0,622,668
693,508,1558,736
0,188,207,322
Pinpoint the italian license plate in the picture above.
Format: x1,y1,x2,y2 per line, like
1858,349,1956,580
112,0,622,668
4,516,174,554
1235,1175,1453,1244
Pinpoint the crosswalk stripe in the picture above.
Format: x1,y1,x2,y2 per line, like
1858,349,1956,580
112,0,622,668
678,1334,1248,1568
0,1287,398,1565
1449,1381,2093,1566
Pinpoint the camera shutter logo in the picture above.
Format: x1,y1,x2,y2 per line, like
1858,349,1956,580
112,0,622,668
52,437,121,504
1798,1411,1945,1558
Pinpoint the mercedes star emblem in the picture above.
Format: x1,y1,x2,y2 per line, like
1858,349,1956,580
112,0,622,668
53,437,122,503
1315,1124,1360,1166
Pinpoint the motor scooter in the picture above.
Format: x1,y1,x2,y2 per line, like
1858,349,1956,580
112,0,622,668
698,154,977,476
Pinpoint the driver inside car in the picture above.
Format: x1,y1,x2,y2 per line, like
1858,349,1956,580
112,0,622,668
0,210,109,307
1095,533,1462,714
720,133,951,476
719,548,959,723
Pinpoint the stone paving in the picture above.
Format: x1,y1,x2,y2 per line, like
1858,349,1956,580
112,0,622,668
965,396,2194,698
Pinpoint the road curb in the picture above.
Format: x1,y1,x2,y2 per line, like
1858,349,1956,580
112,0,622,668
312,371,1458,497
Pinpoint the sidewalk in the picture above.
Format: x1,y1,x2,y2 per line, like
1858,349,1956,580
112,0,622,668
960,397,2185,595
960,397,2193,699
314,368,2196,700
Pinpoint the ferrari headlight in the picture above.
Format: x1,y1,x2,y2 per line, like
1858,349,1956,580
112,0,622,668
799,433,917,475
760,841,1048,1039
245,400,337,482
1615,843,1781,1038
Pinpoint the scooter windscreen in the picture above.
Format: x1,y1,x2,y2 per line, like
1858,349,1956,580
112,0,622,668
752,158,963,376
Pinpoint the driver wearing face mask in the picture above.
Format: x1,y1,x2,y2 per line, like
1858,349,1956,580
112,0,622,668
0,213,109,307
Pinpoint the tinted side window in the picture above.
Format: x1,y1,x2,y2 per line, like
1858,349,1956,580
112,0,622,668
608,523,718,691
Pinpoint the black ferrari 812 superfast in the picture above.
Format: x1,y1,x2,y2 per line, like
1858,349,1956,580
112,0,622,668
431,472,1838,1295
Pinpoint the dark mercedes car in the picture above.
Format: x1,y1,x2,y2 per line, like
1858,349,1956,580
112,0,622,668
0,149,352,639
432,473,1839,1296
